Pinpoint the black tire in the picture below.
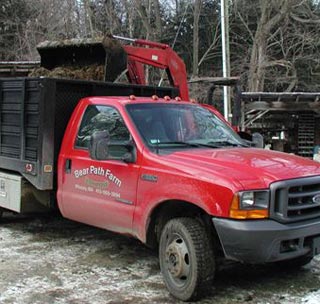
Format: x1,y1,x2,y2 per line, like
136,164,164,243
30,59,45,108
276,255,313,269
159,217,215,301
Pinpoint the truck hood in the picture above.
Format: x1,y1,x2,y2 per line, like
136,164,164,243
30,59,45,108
162,148,320,190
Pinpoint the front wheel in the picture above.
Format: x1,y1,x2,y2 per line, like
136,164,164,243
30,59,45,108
159,217,215,301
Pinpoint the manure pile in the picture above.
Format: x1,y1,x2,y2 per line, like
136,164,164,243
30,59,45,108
28,65,104,81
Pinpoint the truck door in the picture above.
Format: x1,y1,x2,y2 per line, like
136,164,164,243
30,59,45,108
59,104,139,234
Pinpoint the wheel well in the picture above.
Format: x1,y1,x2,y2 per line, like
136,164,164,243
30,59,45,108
146,200,223,256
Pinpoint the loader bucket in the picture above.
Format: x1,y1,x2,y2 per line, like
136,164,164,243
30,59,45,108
36,37,127,82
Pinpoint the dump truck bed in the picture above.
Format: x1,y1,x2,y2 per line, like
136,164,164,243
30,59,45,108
0,77,179,190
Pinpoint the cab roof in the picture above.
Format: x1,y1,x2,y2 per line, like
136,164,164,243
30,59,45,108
84,95,196,106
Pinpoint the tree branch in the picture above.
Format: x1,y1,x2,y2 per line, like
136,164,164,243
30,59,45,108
290,13,320,23
237,12,254,41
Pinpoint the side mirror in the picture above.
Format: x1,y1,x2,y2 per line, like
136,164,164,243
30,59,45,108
252,132,264,148
89,131,136,163
89,130,110,160
237,131,264,148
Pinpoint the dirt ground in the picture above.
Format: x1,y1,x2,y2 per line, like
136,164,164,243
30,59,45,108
1,213,320,304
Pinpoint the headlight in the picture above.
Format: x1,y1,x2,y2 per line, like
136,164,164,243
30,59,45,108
230,190,269,219
240,191,269,209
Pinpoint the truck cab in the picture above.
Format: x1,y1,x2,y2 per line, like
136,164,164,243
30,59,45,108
57,95,320,301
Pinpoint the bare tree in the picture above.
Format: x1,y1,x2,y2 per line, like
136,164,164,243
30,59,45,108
2,0,320,92
232,0,320,92
246,0,293,91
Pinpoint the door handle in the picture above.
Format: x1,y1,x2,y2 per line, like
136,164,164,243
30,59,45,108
65,159,72,173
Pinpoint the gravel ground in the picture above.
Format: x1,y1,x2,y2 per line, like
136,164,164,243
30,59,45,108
1,213,320,304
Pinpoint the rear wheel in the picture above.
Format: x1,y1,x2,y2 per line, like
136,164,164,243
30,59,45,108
159,217,215,301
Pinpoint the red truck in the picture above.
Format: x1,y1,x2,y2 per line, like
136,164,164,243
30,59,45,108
1,38,320,301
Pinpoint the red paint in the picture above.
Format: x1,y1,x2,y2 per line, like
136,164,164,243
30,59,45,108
57,97,320,242
123,41,189,100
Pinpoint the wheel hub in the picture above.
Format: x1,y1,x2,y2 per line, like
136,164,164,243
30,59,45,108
165,238,190,279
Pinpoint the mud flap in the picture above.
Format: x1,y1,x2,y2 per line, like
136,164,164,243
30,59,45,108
312,236,320,256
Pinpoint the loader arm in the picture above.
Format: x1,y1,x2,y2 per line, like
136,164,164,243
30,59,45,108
122,39,189,100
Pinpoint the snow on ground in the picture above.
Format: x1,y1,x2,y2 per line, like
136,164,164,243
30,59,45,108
0,214,320,304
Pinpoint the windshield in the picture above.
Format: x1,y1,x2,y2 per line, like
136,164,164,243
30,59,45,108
126,103,245,149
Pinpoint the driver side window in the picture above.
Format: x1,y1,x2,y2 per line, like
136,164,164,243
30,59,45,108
75,105,130,150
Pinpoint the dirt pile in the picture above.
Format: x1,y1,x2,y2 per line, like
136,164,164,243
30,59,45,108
28,65,105,81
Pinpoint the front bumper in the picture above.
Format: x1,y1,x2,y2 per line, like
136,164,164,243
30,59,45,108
213,217,320,264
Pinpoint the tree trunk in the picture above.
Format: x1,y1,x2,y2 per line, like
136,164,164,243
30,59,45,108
248,29,268,91
192,0,202,77
247,1,270,92
153,0,162,40
123,0,135,38
83,0,94,37
133,0,153,39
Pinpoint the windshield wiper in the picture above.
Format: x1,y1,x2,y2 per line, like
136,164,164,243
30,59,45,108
151,141,222,153
153,141,203,148
151,141,201,154
151,140,247,154
207,140,249,147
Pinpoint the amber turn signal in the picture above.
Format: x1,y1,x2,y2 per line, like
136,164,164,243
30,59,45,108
229,194,269,219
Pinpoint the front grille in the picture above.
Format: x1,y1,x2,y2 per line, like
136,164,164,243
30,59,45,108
270,176,320,223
